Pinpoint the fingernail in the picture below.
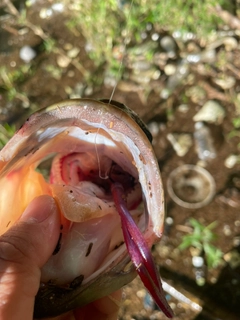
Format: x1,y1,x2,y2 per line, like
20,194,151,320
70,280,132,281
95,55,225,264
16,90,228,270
21,195,57,223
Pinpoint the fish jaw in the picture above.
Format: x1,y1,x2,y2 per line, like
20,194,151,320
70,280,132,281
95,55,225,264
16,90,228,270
0,99,169,317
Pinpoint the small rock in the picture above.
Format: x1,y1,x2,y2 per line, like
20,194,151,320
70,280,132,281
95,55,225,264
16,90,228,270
165,217,174,226
224,154,239,168
224,250,240,268
67,47,80,59
186,86,206,104
167,133,192,157
141,31,148,40
160,88,170,99
57,55,71,68
200,49,216,63
214,75,236,89
192,256,204,268
233,237,240,247
151,33,159,41
235,220,240,227
223,224,232,236
166,63,189,91
85,86,93,96
178,104,189,113
160,36,177,57
193,100,226,124
223,37,238,51
186,54,201,63
164,64,176,75
19,45,36,62
186,41,201,53
131,60,152,71
39,8,53,19
147,122,160,138
51,3,64,12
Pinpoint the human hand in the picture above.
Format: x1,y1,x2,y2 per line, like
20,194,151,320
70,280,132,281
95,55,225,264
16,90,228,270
0,195,121,320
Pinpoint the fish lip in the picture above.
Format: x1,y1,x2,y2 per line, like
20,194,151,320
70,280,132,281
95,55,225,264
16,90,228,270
34,256,136,318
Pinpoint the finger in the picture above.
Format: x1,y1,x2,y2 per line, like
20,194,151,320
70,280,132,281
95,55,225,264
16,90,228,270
44,311,75,320
74,290,122,320
0,195,60,320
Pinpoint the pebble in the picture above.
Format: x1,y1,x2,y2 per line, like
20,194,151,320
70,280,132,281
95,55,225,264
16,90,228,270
165,216,174,226
214,75,236,89
200,49,216,63
160,36,177,57
67,47,80,58
51,3,65,13
224,154,239,168
160,88,170,99
167,133,192,157
177,104,189,113
223,224,232,236
164,64,176,75
192,256,204,268
151,33,159,41
186,54,201,63
187,41,201,53
131,60,152,71
193,100,226,124
39,3,64,18
233,237,240,246
57,55,70,68
84,86,93,96
26,0,37,6
19,45,36,62
223,37,238,51
141,31,148,40
195,272,205,286
137,289,146,299
224,250,240,268
147,121,160,137
167,64,189,91
235,220,240,227
208,36,238,51
186,86,206,104
39,8,53,19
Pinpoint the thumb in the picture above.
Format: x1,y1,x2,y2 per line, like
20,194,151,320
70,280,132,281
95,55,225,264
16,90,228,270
0,195,60,320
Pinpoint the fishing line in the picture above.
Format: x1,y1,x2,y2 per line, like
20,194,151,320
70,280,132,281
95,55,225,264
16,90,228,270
94,0,134,180
108,0,134,104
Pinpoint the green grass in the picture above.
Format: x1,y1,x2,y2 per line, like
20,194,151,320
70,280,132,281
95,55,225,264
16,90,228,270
179,218,223,269
0,124,16,149
65,0,226,70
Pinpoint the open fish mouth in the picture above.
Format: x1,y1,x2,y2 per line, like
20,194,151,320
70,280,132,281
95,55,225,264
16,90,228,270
0,99,173,318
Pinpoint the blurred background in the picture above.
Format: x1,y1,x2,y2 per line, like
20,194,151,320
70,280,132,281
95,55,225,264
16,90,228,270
0,0,240,319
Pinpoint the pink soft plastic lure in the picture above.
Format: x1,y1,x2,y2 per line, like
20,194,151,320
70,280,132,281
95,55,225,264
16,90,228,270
0,99,173,318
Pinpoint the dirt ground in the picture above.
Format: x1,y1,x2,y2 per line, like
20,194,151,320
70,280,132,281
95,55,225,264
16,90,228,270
0,1,240,320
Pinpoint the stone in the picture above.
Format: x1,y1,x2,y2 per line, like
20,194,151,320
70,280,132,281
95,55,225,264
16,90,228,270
193,100,226,124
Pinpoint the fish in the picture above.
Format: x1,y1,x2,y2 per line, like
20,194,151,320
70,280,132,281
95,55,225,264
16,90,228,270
0,98,173,318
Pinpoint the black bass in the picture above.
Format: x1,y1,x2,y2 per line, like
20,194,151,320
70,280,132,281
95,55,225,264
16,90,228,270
0,99,173,318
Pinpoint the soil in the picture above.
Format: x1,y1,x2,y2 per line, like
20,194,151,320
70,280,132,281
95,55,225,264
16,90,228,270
0,2,240,320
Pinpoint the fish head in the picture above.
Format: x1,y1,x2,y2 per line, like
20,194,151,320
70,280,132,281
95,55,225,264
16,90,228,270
0,99,172,318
